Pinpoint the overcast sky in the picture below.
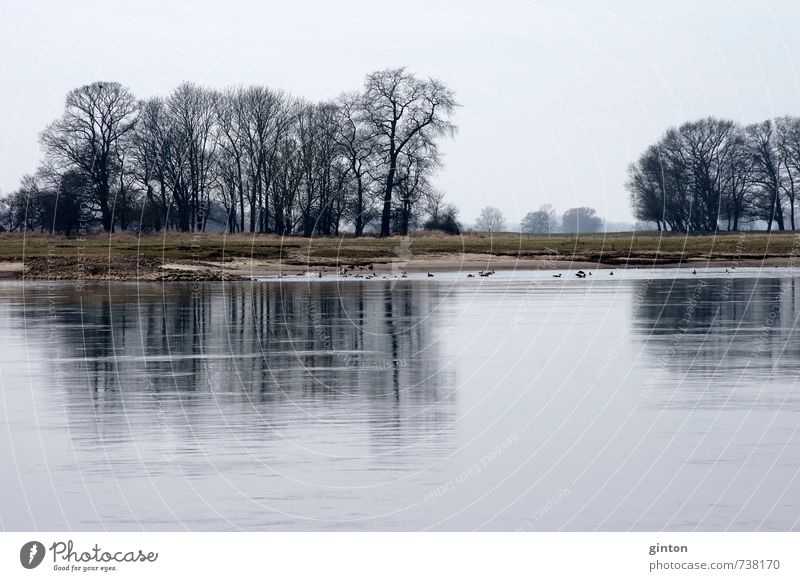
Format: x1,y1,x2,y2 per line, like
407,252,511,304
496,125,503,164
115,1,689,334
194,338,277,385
1,0,799,224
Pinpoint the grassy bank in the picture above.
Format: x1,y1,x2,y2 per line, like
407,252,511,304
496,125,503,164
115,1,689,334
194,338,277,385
1,230,799,280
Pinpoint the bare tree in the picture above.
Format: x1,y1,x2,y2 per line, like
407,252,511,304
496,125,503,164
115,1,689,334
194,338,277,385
521,203,558,234
363,68,457,236
334,92,376,236
130,98,170,231
776,116,800,230
16,73,462,236
394,135,440,235
747,120,786,231
40,81,139,231
475,206,505,232
628,118,750,232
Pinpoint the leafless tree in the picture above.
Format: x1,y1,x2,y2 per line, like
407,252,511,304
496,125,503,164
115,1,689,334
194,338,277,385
394,135,440,235
334,92,376,236
15,71,460,236
747,120,786,231
475,206,506,232
40,81,139,231
776,116,800,230
363,67,457,236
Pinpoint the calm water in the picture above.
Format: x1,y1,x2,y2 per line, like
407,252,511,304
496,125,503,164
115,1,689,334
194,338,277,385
1,269,800,531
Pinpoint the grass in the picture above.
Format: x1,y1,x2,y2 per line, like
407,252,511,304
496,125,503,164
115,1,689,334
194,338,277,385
1,230,799,266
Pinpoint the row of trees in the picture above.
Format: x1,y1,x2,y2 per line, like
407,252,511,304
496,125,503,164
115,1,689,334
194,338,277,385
520,204,603,234
627,116,800,232
472,204,604,234
1,68,458,236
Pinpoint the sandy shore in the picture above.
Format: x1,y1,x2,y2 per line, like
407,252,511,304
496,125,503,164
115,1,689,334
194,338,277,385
1,253,797,281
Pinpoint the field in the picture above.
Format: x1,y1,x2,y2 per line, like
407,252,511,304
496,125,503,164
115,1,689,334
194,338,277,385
1,230,799,280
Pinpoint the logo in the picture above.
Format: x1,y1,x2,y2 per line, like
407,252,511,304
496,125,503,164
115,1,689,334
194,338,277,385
20,541,46,569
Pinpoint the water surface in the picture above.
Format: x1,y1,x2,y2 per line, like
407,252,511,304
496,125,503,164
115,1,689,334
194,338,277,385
1,268,799,530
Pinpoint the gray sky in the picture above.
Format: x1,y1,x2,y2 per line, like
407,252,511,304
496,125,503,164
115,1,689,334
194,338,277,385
1,0,799,224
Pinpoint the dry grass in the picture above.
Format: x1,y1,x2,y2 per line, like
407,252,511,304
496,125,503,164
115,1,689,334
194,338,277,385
1,230,799,266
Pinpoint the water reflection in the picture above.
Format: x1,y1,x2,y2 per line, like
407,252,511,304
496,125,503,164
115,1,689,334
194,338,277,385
633,276,800,409
9,281,451,397
0,281,458,530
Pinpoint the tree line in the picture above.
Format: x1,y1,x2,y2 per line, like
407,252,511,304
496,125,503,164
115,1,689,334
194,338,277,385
0,68,458,237
473,204,605,234
627,116,800,232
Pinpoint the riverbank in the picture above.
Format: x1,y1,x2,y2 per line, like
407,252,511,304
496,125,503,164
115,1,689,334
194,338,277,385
1,231,798,281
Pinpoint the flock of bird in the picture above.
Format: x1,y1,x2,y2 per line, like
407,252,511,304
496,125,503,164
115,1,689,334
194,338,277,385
279,266,736,279
283,266,624,279
552,269,614,278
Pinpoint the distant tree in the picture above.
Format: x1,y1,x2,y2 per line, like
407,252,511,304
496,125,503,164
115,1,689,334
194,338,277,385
424,196,461,234
475,206,506,232
521,203,558,234
40,81,139,231
363,67,457,236
561,206,602,233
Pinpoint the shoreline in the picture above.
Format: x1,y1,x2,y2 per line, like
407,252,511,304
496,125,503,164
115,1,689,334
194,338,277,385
1,254,798,282
1,231,799,281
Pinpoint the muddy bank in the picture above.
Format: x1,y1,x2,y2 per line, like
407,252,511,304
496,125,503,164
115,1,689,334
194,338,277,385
12,256,243,281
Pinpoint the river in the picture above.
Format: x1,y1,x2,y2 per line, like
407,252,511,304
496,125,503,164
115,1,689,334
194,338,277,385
1,268,799,530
